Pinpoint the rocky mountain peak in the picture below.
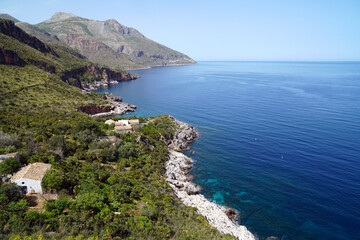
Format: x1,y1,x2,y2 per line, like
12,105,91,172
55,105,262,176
46,12,77,22
104,19,119,25
104,19,144,38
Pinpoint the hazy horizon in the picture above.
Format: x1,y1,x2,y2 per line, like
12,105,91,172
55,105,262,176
1,0,359,61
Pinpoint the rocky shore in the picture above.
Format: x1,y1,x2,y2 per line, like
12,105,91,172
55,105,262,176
166,118,256,240
79,93,136,117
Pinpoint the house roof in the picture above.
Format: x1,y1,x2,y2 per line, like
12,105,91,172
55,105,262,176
115,125,132,131
115,120,130,126
128,119,140,125
10,162,51,182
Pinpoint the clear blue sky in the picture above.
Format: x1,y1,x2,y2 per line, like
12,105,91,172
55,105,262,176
1,0,360,61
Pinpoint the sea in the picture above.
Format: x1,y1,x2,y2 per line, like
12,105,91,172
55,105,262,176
97,61,360,240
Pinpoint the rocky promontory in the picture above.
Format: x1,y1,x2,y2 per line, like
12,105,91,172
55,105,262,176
166,118,256,240
61,65,139,91
78,93,136,117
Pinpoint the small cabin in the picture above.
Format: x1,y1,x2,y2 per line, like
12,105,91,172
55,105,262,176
115,125,133,133
10,163,52,194
115,120,130,126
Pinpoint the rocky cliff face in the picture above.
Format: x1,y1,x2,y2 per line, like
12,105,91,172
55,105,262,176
0,48,24,65
168,118,198,151
0,20,57,56
77,105,114,114
36,12,196,69
61,65,139,90
78,93,136,116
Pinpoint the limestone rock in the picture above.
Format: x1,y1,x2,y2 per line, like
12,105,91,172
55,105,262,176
165,118,256,240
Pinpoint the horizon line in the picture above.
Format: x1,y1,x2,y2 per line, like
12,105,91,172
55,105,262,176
195,60,360,63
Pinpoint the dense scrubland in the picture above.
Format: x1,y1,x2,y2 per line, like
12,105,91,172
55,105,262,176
0,19,234,240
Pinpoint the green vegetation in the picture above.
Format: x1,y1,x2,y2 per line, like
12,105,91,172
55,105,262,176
0,111,233,239
0,158,20,176
0,18,231,240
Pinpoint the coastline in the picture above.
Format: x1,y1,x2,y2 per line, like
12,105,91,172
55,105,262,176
166,117,256,240
124,61,197,71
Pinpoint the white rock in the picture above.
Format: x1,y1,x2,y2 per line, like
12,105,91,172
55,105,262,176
166,118,256,240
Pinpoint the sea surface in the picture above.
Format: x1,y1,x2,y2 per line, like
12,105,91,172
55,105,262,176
97,61,360,240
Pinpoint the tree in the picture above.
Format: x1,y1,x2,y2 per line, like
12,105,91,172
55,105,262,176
0,183,24,202
48,135,67,163
0,157,20,176
41,168,66,191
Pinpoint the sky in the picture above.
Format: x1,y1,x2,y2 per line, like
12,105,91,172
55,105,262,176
1,0,360,61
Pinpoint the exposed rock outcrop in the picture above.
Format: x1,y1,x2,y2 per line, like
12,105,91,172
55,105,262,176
79,93,136,117
77,105,114,115
0,19,57,56
168,118,198,151
61,65,139,90
88,102,136,117
0,48,24,65
166,119,256,240
35,12,196,69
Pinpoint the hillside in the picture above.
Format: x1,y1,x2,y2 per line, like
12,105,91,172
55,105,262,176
0,13,20,23
35,12,196,69
0,19,137,112
0,18,232,240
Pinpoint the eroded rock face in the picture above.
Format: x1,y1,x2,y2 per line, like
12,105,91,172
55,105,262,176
77,105,114,114
168,118,198,151
61,65,139,90
0,48,24,65
165,119,256,240
0,20,57,56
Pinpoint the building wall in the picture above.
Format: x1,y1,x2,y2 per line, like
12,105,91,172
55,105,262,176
14,178,43,193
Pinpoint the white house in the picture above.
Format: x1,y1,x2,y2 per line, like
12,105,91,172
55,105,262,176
10,162,52,194
115,120,130,126
115,125,133,133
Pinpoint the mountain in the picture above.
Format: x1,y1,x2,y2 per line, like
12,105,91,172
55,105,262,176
0,19,137,112
0,19,233,240
0,13,20,23
35,12,196,69
15,22,60,43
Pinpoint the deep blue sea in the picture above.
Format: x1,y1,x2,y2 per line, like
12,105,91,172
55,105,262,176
97,61,360,240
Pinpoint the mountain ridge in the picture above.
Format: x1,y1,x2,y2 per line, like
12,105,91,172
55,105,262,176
35,12,196,69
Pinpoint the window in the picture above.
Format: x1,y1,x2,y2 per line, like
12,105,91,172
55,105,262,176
22,182,24,184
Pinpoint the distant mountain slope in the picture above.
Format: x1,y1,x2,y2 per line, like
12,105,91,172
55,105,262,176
36,12,196,69
15,22,60,43
0,19,137,111
0,13,20,23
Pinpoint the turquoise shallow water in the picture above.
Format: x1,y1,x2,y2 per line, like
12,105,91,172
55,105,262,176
98,61,360,240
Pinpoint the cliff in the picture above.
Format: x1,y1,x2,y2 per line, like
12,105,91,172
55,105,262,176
0,19,57,56
61,65,139,90
0,48,24,65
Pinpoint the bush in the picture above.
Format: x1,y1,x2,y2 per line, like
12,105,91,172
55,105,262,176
0,131,18,148
0,157,20,176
